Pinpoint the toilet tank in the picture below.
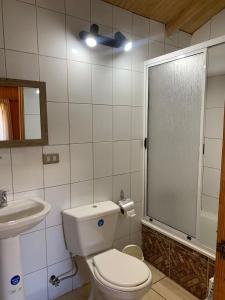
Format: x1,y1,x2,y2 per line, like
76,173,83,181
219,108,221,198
63,201,120,257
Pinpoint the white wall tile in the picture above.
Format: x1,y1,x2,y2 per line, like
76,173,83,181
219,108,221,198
6,50,39,81
149,20,165,42
131,171,144,203
191,21,211,45
93,105,112,142
206,75,225,108
113,68,131,105
70,143,93,182
132,39,148,72
39,56,68,102
69,104,92,143
148,40,164,59
0,1,4,48
165,31,178,47
68,60,91,103
113,6,132,33
202,167,221,198
113,173,130,202
130,201,142,233
45,184,70,227
48,259,73,300
202,194,219,215
113,106,131,140
132,15,149,37
47,102,69,145
3,0,37,53
132,71,144,106
94,142,112,178
178,31,191,48
37,0,65,13
131,107,144,139
113,45,132,70
131,140,144,172
130,230,142,247
66,0,90,20
12,147,43,193
24,268,48,300
205,108,224,139
115,213,130,239
92,64,112,104
21,230,47,274
46,225,70,265
113,141,130,175
91,0,112,27
204,138,222,169
165,44,179,54
113,235,130,251
37,7,66,58
94,176,113,202
66,16,90,62
0,148,12,193
0,49,6,77
90,25,113,66
43,145,70,187
210,9,225,39
71,180,93,207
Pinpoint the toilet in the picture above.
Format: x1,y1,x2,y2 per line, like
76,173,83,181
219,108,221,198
63,201,152,300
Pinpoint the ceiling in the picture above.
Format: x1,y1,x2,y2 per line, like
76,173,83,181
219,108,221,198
102,0,225,35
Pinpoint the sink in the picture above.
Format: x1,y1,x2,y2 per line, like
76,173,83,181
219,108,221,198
0,198,50,239
0,198,51,300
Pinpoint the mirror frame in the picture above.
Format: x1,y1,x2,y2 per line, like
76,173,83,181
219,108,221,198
0,78,48,148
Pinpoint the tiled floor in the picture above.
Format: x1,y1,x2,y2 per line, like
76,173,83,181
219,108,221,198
57,263,199,300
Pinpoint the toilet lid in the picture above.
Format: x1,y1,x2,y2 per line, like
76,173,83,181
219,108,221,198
93,249,150,287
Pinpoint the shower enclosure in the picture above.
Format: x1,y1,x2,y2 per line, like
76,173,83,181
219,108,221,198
144,37,225,255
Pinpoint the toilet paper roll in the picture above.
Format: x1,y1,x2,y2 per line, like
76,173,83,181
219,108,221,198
118,199,136,218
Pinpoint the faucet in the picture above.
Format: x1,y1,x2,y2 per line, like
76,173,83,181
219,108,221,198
0,190,7,208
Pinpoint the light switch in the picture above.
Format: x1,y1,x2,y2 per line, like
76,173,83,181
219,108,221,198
43,153,59,165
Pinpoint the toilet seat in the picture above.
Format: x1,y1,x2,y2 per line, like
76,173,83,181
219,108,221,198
92,249,151,292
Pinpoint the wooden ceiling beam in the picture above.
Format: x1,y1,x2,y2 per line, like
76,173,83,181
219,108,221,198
165,0,212,36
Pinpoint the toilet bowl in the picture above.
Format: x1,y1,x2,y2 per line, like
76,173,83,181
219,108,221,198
63,201,152,300
86,249,152,300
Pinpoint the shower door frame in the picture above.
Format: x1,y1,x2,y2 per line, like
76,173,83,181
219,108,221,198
144,48,207,240
144,34,225,300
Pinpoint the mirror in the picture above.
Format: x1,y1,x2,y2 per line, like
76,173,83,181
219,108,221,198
0,79,48,147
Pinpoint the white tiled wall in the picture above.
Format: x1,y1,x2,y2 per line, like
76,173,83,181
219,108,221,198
0,0,190,299
191,10,225,248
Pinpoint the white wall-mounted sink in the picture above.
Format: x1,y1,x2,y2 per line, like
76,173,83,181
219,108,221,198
0,198,51,300
0,199,50,239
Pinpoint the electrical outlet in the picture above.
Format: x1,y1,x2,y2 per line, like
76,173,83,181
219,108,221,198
43,153,59,165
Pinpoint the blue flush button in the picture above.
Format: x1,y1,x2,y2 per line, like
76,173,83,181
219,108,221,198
98,219,104,227
11,275,20,286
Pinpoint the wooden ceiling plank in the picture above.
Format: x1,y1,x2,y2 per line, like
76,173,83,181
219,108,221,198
165,0,212,36
181,0,225,33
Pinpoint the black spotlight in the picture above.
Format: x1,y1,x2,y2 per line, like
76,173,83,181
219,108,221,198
79,24,133,51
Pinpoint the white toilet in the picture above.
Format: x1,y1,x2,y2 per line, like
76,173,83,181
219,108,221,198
63,201,152,300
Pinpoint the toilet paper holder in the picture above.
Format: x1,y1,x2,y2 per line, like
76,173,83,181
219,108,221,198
118,190,136,217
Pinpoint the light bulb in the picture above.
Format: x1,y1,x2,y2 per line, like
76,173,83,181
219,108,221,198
124,41,132,52
85,36,97,48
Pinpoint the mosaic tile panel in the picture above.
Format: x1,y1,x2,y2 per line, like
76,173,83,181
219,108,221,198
142,225,170,276
142,224,215,299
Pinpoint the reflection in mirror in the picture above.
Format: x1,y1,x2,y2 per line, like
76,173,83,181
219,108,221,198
199,43,225,250
0,79,47,147
0,86,41,141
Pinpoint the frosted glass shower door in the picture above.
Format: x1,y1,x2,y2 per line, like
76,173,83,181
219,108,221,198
147,52,206,237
